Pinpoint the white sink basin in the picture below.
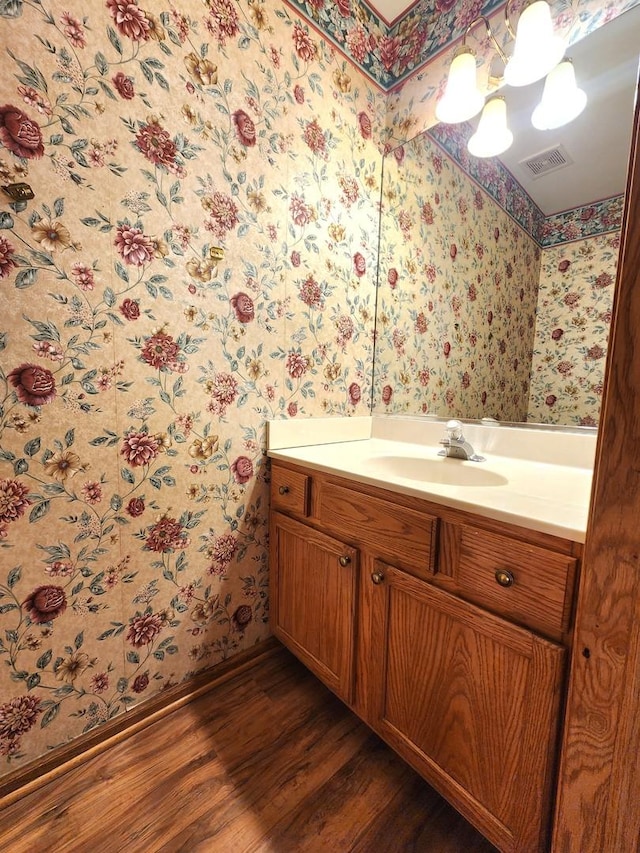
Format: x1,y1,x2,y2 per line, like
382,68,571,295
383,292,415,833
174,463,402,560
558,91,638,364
365,455,509,487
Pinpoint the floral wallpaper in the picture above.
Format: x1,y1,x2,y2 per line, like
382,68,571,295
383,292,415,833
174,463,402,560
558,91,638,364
528,232,619,425
373,128,540,420
0,0,383,775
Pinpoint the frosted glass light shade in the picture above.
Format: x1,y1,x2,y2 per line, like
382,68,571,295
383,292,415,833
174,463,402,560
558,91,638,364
468,97,513,158
531,60,587,130
504,0,565,87
435,47,485,124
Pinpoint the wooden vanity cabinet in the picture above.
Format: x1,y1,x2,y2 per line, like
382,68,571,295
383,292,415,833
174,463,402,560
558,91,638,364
269,460,581,853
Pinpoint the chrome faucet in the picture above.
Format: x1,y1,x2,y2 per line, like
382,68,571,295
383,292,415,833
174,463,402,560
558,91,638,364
438,420,485,462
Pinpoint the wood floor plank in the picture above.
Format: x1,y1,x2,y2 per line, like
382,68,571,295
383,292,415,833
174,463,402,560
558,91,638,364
0,647,497,853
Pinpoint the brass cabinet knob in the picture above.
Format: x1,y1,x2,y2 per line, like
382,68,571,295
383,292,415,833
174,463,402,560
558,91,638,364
495,569,515,587
278,485,290,495
338,555,351,567
371,571,384,585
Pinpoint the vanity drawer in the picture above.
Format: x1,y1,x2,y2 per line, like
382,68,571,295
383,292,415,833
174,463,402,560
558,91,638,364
453,526,577,639
271,464,310,517
315,480,438,579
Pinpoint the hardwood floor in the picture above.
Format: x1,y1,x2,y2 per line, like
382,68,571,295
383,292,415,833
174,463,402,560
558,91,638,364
0,646,497,852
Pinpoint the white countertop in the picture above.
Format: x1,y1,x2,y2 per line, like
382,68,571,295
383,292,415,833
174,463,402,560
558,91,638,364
267,417,596,543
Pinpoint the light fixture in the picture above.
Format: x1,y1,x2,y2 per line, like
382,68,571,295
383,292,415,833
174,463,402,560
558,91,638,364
504,0,566,87
531,59,587,130
468,97,513,158
435,45,485,124
434,0,583,158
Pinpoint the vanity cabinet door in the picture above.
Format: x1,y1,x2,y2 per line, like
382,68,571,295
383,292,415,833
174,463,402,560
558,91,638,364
270,511,358,705
372,564,565,853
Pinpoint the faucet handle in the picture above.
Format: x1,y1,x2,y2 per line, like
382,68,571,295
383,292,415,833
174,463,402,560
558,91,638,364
445,419,464,440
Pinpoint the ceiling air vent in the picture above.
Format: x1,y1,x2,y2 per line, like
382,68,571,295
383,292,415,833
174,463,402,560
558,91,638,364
520,145,573,180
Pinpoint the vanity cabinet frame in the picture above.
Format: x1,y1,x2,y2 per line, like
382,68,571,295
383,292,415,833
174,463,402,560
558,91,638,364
269,460,582,853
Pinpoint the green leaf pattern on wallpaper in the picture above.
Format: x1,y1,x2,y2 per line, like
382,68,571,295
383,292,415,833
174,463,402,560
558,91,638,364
0,0,383,769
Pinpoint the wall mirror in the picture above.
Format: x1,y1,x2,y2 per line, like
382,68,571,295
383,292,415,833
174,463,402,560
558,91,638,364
373,4,640,427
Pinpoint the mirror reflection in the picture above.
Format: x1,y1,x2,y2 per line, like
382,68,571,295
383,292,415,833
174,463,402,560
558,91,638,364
373,5,639,427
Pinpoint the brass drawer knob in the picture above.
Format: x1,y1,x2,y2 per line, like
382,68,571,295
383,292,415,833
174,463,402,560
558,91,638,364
339,555,351,567
278,485,290,495
371,571,384,585
495,569,515,588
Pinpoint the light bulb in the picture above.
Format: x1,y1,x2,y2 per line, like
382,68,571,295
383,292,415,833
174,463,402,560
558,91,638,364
532,60,587,130
435,46,485,124
504,0,566,87
468,97,513,158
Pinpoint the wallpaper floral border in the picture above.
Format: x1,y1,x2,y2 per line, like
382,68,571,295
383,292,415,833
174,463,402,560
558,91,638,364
0,0,381,773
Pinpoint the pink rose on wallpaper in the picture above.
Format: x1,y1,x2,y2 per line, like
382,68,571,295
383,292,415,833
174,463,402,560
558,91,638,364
112,72,135,99
336,0,351,15
145,516,188,553
231,456,254,484
449,244,457,260
8,363,56,406
287,402,298,417
379,35,400,72
120,298,140,320
141,331,180,370
303,119,326,156
115,224,154,266
292,23,315,62
61,12,86,48
206,0,240,43
0,105,44,159
126,613,163,647
558,259,571,272
135,121,178,169
208,371,239,414
205,191,239,239
290,194,312,226
443,341,451,358
233,109,256,147
23,585,67,624
107,0,151,41
594,272,613,289
132,673,149,693
551,328,564,341
121,431,160,467
0,235,16,279
0,478,31,529
71,263,95,291
421,202,434,225
586,345,606,360
415,312,428,334
126,497,145,517
232,604,252,632
294,85,305,104
291,250,301,267
494,227,500,241
346,24,368,63
299,275,324,309
0,695,42,747
207,532,238,575
393,145,404,165
286,352,310,379
481,391,487,405
231,292,254,323
348,382,361,405
388,268,398,289
382,384,393,405
357,111,372,140
353,252,366,277
487,310,493,325
546,395,557,407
